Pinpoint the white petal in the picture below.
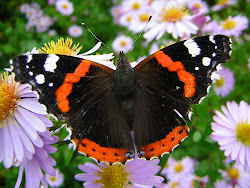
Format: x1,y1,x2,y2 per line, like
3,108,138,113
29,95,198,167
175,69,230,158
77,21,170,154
82,42,102,55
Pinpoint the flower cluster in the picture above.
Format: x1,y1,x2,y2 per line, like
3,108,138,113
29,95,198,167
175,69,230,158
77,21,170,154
20,3,55,32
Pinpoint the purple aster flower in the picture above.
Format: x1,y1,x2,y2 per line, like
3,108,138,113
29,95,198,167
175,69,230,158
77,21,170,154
68,25,83,38
218,164,250,188
0,73,59,187
213,66,235,98
0,73,48,168
212,0,236,11
216,15,249,37
187,0,209,14
211,101,250,169
20,3,30,13
75,157,164,187
45,168,64,187
161,156,196,180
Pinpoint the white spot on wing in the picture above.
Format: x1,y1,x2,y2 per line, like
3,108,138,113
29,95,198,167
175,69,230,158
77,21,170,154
44,54,59,72
202,57,211,66
28,71,33,76
9,59,13,65
48,82,53,87
35,74,45,84
209,35,216,44
174,109,183,118
26,55,32,63
188,111,193,120
195,67,199,71
212,52,216,57
184,39,201,57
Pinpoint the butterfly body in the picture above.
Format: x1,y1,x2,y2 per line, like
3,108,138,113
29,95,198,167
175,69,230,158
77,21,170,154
10,35,232,163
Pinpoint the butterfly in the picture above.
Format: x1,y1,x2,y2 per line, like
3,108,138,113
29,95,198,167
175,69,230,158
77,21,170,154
10,34,232,163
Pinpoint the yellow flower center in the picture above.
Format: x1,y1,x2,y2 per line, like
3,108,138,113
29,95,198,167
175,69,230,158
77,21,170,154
0,73,18,127
63,4,68,9
171,181,179,188
227,168,239,179
222,19,236,30
126,16,132,22
132,2,140,10
194,3,202,9
218,0,228,5
39,38,82,56
140,13,150,22
120,41,127,46
174,163,183,173
162,7,186,22
236,121,250,145
215,76,225,87
50,176,57,182
95,163,129,188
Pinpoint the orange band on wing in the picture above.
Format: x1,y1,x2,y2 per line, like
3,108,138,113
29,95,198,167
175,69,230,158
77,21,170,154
72,138,128,164
55,60,91,113
154,51,196,98
141,125,189,159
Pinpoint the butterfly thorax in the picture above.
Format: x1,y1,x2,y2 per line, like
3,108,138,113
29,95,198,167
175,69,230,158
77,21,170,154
114,52,135,129
114,52,135,96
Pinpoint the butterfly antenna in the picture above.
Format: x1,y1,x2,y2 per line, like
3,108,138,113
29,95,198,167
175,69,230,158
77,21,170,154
126,15,152,55
82,23,118,57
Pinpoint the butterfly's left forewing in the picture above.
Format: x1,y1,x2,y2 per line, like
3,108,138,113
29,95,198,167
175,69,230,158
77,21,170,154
11,54,133,163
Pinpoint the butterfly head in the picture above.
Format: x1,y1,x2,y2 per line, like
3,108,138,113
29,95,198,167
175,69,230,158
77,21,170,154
116,51,131,66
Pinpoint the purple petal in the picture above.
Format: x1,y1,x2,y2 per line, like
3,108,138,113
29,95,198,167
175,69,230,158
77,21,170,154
18,91,38,98
17,107,46,132
75,173,100,182
15,122,35,154
3,124,14,168
15,108,38,140
35,147,48,160
14,162,25,188
8,121,24,161
83,181,102,188
130,176,164,186
37,114,53,128
78,163,101,174
43,144,57,154
0,129,4,161
18,98,47,115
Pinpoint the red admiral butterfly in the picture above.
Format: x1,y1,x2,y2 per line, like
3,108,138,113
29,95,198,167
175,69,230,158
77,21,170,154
10,35,232,163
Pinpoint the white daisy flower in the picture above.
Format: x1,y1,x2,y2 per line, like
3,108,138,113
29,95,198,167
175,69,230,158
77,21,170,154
144,1,198,41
